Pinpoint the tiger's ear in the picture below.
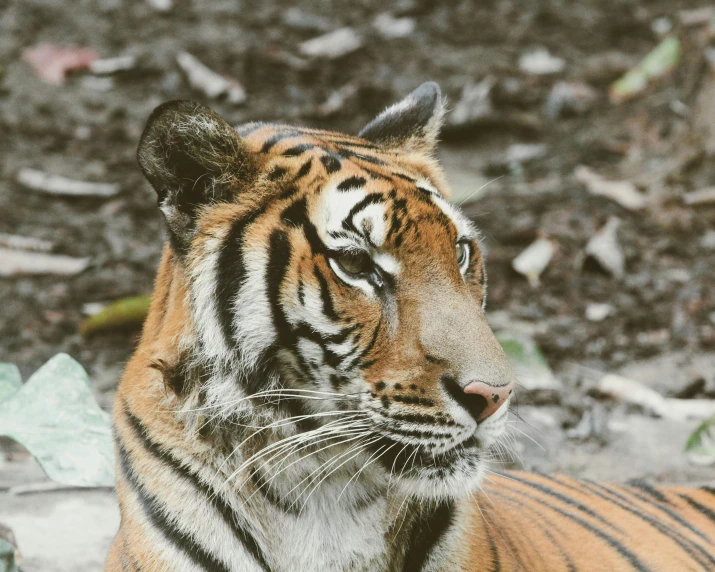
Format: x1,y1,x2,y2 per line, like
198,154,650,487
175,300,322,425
137,100,255,252
358,82,445,153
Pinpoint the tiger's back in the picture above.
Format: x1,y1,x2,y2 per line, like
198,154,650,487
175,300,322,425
108,83,715,571
469,473,715,571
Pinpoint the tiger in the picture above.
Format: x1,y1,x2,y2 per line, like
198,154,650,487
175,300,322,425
106,82,715,571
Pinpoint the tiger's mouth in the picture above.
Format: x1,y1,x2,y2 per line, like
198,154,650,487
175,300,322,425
366,432,484,480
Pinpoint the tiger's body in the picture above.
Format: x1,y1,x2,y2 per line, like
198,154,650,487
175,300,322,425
107,83,715,571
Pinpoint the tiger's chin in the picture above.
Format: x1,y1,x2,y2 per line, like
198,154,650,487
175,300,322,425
393,446,488,501
373,411,510,501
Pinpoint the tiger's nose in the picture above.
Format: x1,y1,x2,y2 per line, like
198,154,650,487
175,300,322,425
442,373,515,422
464,381,514,421
463,380,514,421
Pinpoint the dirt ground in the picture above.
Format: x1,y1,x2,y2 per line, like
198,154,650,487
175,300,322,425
2,0,715,570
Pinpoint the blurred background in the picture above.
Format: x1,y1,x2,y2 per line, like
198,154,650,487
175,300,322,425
2,0,715,570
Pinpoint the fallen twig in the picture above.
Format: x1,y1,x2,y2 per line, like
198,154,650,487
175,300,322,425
0,248,90,277
17,168,119,197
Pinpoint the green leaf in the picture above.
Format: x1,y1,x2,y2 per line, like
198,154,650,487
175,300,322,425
0,354,115,487
0,537,18,572
497,334,561,392
0,363,22,404
685,415,715,466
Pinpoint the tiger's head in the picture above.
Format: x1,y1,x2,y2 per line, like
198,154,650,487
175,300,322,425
138,82,516,500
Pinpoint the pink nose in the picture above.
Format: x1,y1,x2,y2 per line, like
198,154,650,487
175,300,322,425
463,380,515,421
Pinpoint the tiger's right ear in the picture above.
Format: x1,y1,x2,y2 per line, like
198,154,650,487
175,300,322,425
137,100,255,253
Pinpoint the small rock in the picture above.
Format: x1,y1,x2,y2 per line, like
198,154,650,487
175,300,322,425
519,48,565,76
373,13,416,39
679,7,714,27
575,165,646,210
299,28,363,60
448,76,495,127
651,16,673,36
146,0,172,11
89,55,136,75
545,81,598,119
585,303,613,322
684,187,715,206
512,237,554,287
281,8,333,32
669,99,690,117
584,216,625,278
80,76,114,92
506,143,547,164
665,268,691,284
176,52,246,104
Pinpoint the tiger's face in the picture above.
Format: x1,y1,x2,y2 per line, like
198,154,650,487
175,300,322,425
138,83,516,501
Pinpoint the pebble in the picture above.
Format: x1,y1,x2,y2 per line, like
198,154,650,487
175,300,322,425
519,48,565,76
585,303,613,322
299,28,363,60
282,8,333,32
506,143,547,164
373,13,416,39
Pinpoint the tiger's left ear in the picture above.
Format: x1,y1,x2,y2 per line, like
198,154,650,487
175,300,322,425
358,82,445,153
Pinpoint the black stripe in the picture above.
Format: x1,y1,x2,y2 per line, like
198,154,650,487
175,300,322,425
342,194,384,234
278,196,326,256
265,229,293,348
282,143,314,157
679,493,715,528
116,439,232,572
293,159,313,181
336,146,387,165
121,405,272,570
314,266,339,320
393,173,415,183
337,176,367,192
261,131,301,153
320,153,342,174
216,208,270,395
268,166,287,181
235,122,266,137
401,500,455,571
484,524,500,572
249,467,299,516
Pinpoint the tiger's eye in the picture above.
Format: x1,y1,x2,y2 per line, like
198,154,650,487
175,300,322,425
456,242,469,266
336,251,372,275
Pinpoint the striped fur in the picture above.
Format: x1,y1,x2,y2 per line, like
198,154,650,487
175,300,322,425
107,85,715,571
